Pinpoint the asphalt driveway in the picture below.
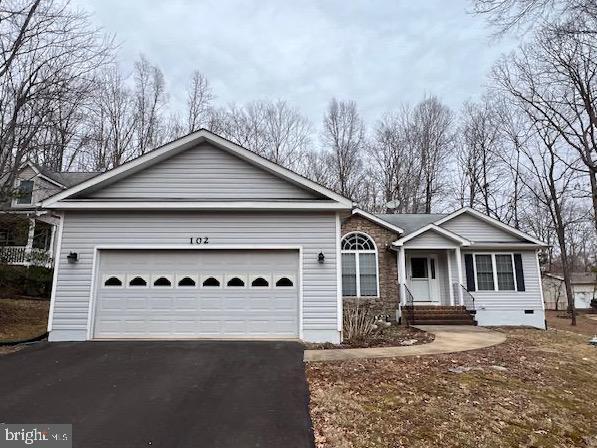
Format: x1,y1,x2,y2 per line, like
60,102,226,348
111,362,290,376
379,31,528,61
0,341,314,448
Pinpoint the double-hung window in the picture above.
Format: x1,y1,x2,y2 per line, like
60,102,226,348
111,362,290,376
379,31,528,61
341,232,378,297
16,180,33,205
474,253,516,291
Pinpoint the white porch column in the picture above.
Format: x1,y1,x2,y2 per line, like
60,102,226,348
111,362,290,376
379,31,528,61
447,249,454,306
397,246,406,307
48,224,57,262
24,217,35,267
455,246,464,305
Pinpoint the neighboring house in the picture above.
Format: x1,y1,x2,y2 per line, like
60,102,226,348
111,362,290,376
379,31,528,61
0,162,97,267
40,129,547,343
543,272,597,310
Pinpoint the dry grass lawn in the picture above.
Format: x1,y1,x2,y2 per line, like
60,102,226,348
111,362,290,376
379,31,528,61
307,328,597,448
0,298,49,341
546,310,597,336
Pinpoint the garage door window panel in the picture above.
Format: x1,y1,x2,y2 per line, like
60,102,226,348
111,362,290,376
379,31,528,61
176,274,197,287
250,274,271,288
152,275,173,287
201,275,222,288
275,276,295,287
103,275,124,288
127,274,148,287
226,275,246,287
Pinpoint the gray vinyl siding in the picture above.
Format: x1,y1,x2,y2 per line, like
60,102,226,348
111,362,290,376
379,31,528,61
440,214,522,242
11,167,62,207
403,230,460,248
460,250,542,310
51,211,338,336
86,143,318,200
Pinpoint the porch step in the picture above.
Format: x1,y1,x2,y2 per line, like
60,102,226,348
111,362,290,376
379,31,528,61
402,305,477,326
403,305,467,311
408,319,478,326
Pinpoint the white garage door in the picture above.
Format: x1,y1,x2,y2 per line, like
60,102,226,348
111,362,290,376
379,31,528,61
93,249,299,339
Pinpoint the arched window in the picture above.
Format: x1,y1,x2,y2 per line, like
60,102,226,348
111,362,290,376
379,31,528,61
341,232,378,297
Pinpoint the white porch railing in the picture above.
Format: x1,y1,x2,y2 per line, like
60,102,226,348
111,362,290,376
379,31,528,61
0,246,53,267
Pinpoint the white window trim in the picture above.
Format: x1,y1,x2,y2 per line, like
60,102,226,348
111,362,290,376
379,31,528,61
341,231,380,298
13,178,34,206
472,253,517,292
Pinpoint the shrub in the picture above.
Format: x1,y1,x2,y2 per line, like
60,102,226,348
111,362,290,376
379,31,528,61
0,264,53,298
343,301,376,341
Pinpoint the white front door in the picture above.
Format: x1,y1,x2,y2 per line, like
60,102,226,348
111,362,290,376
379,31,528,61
407,256,439,303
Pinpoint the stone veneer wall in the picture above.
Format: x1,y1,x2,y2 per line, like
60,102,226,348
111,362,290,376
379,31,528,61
341,214,399,319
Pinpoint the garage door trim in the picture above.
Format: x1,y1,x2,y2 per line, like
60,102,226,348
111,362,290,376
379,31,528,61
86,244,304,340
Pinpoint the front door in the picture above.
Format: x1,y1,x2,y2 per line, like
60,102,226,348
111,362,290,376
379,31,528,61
407,256,439,303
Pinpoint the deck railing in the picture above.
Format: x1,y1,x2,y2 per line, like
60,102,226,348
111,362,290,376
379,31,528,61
0,246,53,267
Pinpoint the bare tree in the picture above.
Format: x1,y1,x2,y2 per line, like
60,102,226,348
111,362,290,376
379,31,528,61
368,110,420,212
133,54,167,156
79,67,136,171
0,0,112,202
493,30,597,232
412,96,454,213
321,98,366,200
185,71,213,133
473,0,597,36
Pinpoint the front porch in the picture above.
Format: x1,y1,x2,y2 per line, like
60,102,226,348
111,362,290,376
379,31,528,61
396,247,477,325
0,214,57,267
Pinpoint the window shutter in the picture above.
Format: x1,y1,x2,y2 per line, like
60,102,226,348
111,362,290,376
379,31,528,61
464,254,475,291
513,253,525,291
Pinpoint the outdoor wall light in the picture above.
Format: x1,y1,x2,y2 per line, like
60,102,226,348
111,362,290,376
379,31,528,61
318,252,325,264
67,252,78,263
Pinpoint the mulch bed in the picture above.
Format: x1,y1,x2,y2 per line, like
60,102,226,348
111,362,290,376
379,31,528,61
304,325,435,350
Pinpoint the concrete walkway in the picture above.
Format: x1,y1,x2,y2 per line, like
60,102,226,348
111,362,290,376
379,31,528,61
304,325,507,362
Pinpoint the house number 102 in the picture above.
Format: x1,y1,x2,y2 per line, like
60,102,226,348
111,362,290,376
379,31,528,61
190,237,209,244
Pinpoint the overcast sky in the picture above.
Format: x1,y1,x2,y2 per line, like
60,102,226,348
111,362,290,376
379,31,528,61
71,0,516,125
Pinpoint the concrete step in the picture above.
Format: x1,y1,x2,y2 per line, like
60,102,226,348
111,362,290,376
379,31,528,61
405,313,473,320
408,319,477,326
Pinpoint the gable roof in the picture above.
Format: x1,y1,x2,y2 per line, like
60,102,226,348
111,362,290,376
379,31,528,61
545,272,597,285
352,208,405,234
392,224,472,247
376,213,447,234
18,161,99,188
41,129,353,209
433,207,547,246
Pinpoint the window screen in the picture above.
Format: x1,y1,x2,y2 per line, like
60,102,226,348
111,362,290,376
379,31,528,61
359,253,377,296
342,253,357,296
495,254,515,290
17,180,33,204
475,255,495,291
